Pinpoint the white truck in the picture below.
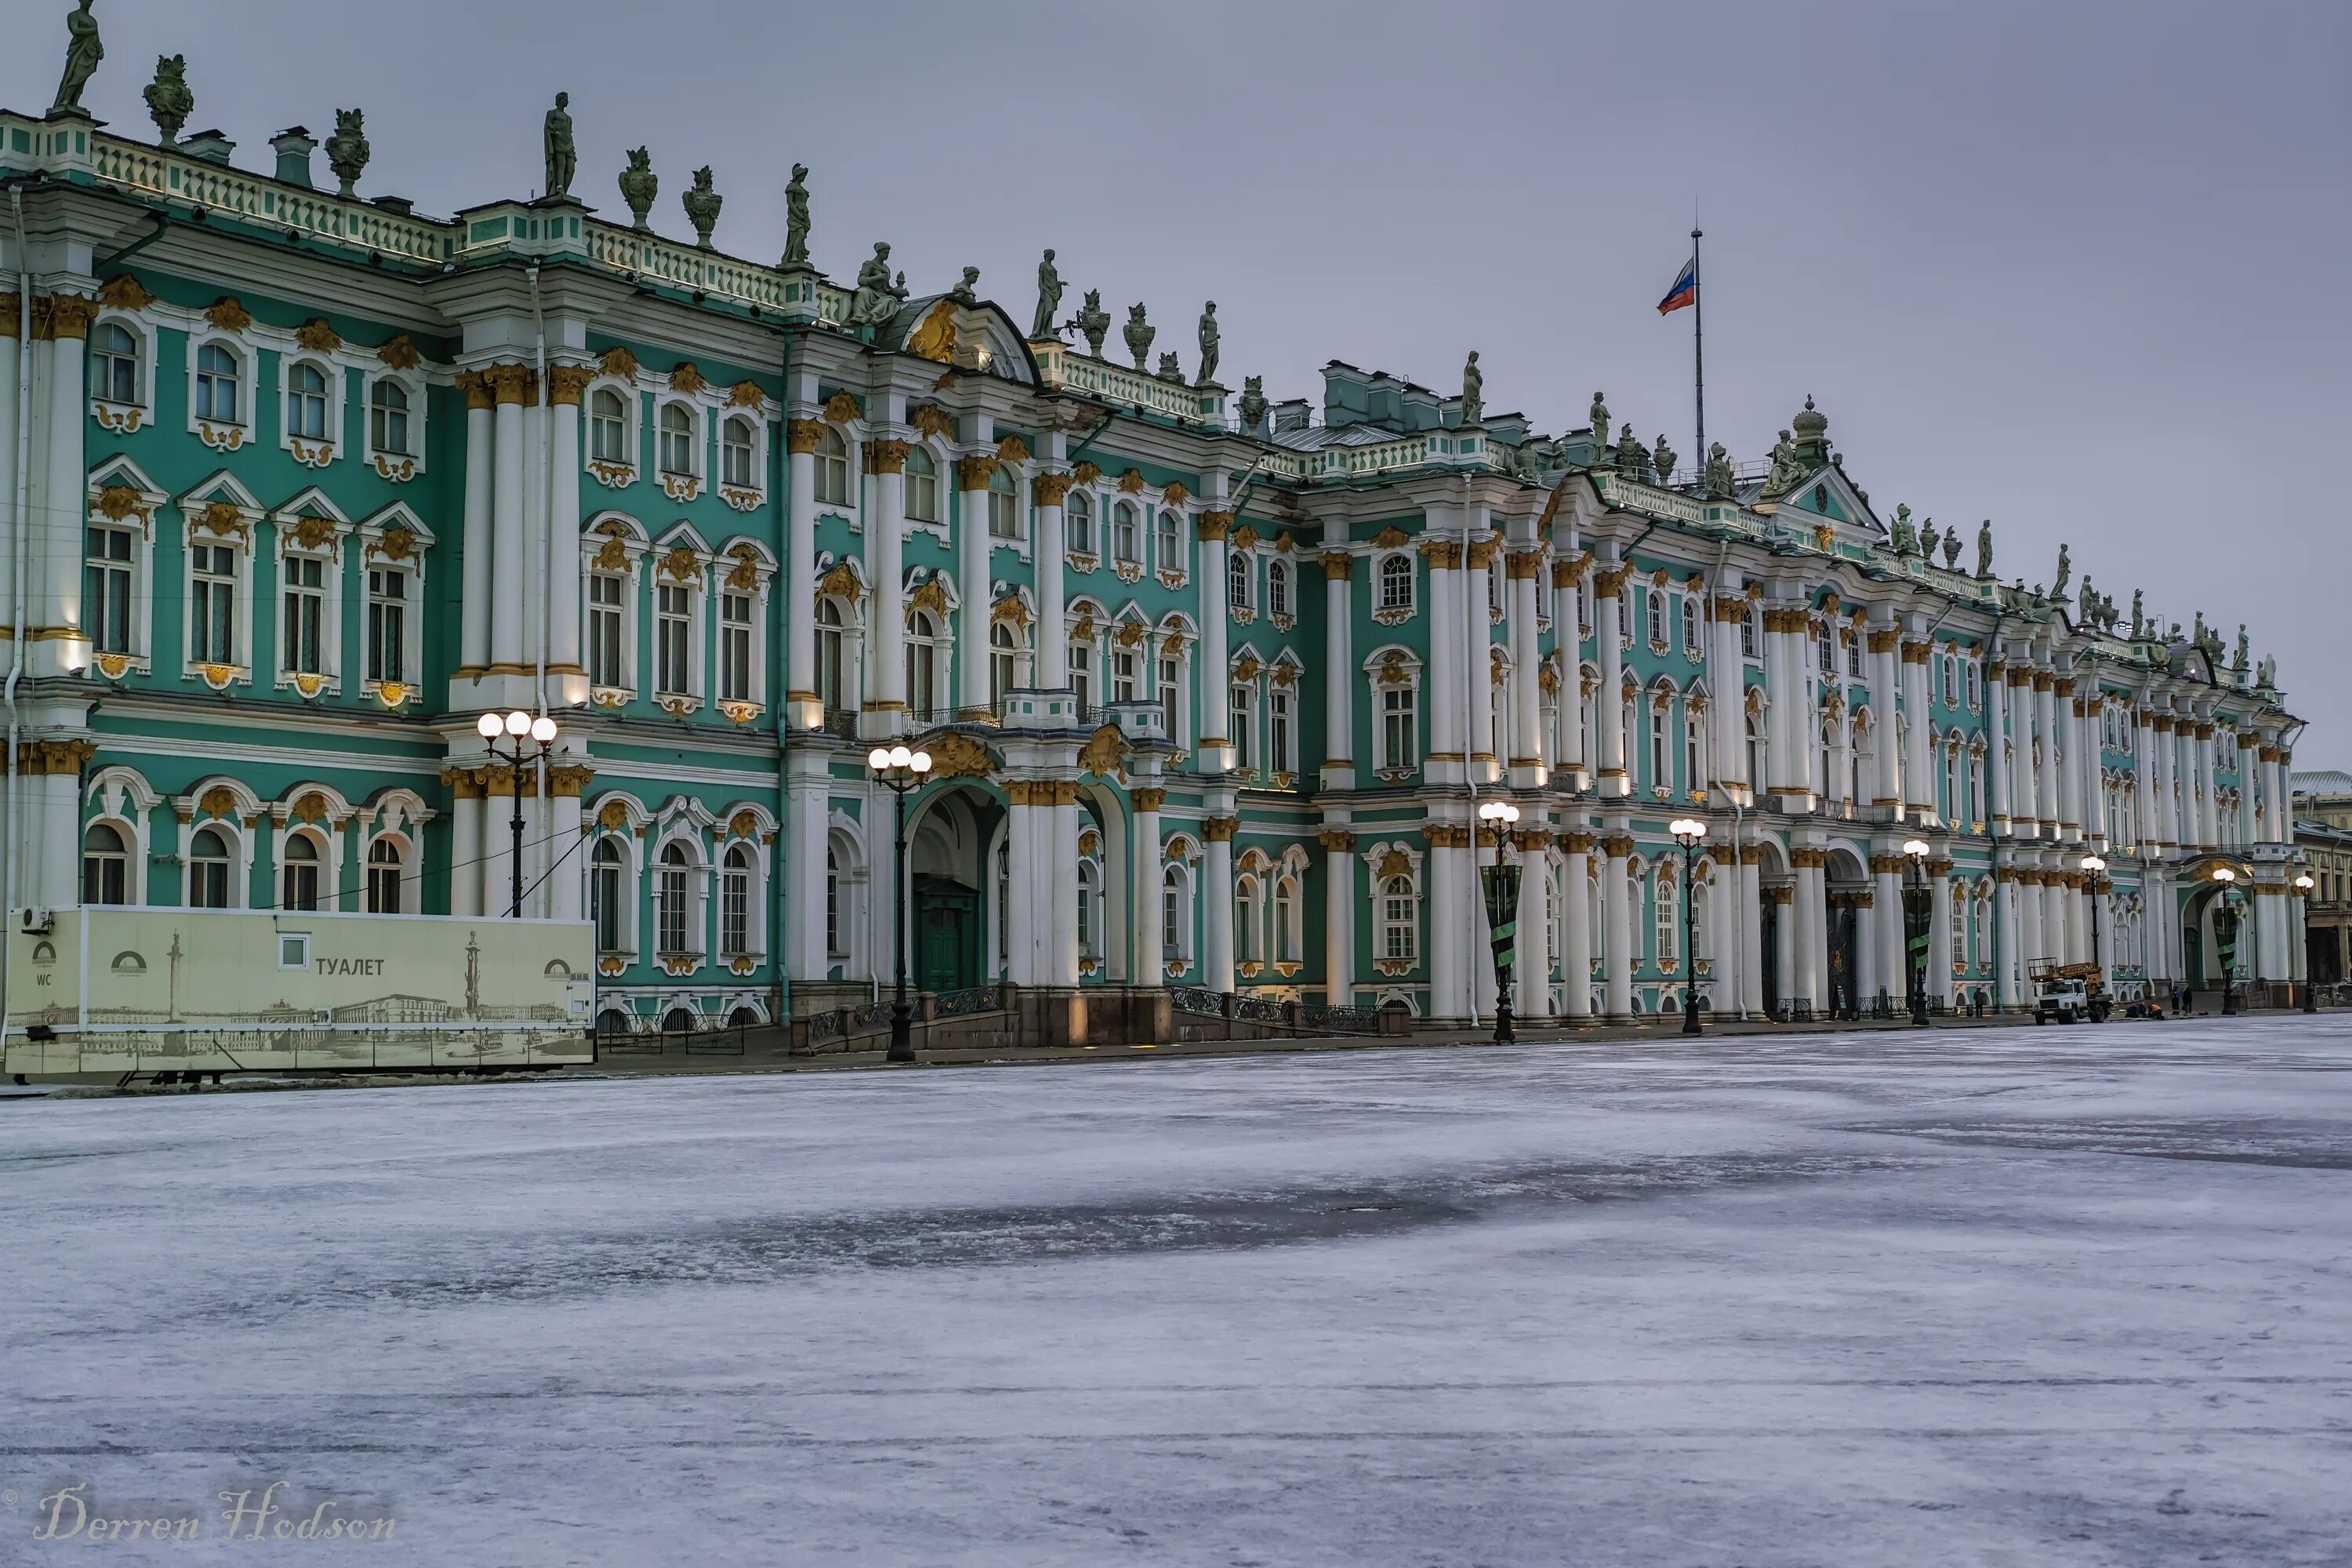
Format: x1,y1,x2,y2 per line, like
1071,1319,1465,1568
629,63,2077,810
2029,960,2111,1025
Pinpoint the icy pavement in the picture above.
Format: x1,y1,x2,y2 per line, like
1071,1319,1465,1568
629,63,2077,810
5,1019,2351,1566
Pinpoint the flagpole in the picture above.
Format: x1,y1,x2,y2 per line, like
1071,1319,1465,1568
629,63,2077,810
1691,227,1704,472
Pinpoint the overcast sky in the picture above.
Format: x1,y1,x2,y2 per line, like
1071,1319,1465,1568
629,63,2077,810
27,1,2350,764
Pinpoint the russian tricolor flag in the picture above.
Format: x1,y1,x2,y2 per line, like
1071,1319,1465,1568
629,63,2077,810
1657,255,1698,315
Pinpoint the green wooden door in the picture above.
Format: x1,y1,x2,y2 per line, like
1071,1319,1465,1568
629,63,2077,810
915,878,978,993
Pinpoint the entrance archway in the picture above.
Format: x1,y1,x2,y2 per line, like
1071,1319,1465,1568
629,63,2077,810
905,782,1004,993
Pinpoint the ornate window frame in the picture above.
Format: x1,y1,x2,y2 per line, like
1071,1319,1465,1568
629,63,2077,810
713,540,776,724
89,307,156,433
653,394,707,503
184,328,254,452
176,474,264,691
1361,839,1425,976
360,361,429,482
271,488,353,700
583,512,649,708
650,526,714,716
275,346,347,469
586,376,641,488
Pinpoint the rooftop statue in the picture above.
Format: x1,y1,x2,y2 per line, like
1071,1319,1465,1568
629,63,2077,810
1890,503,1915,554
846,242,907,329
618,148,657,231
1197,302,1221,387
1616,423,1651,482
1942,530,1962,570
1238,375,1268,433
2234,624,2249,670
2257,654,2275,688
1460,350,1483,425
543,93,575,200
1652,433,1675,485
1919,521,1942,563
681,166,722,249
2130,589,2144,637
1123,303,1154,369
1074,289,1109,358
781,163,811,266
1975,519,1993,579
1701,442,1734,499
143,53,191,146
1156,350,1185,384
1030,249,1061,340
947,265,980,306
1588,390,1609,441
52,0,103,115
325,108,369,199
2078,575,2095,622
1760,429,1806,498
2052,542,2071,598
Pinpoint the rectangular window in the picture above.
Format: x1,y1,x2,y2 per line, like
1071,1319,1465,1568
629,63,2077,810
84,526,133,656
1229,686,1251,768
655,583,690,696
1112,648,1137,704
1269,688,1291,775
721,866,750,956
1159,655,1181,737
1681,597,1699,654
719,590,753,702
1071,641,1093,713
1741,609,1759,659
1381,686,1416,771
190,544,236,664
281,556,325,676
589,575,625,688
366,566,407,684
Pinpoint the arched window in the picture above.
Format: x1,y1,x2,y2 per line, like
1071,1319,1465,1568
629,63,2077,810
1680,596,1700,654
592,837,626,953
987,465,1019,538
195,343,240,424
662,1007,696,1035
1156,509,1182,571
1817,627,1835,674
92,321,141,405
658,403,695,477
1069,634,1093,712
826,847,841,958
816,599,846,711
1066,488,1094,555
1112,501,1139,565
1268,559,1290,619
720,415,755,488
366,837,403,913
1684,703,1704,790
908,608,940,722
1235,877,1260,964
989,620,1018,707
1227,550,1251,612
1379,876,1417,963
1646,588,1664,640
1229,682,1253,769
1655,869,1679,971
1162,864,1187,960
1380,682,1417,771
720,843,753,957
813,426,850,506
188,826,232,909
286,361,328,441
656,842,691,954
82,823,129,906
1379,554,1414,612
1650,699,1673,790
281,834,321,912
369,379,410,456
1740,606,1759,659
1275,876,1301,964
597,1008,633,1038
904,447,939,522
1746,706,1768,788
1076,858,1100,961
590,387,629,463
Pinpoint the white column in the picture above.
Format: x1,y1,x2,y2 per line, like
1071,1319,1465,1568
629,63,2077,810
1871,628,1904,808
1995,872,2023,1008
1508,554,1543,779
1515,831,1550,1016
0,303,16,636
1563,568,1593,785
2270,752,2292,844
1594,567,1627,795
2054,681,2081,837
1709,592,1744,795
1323,546,1354,786
868,444,907,735
521,385,547,671
784,420,820,728
1737,848,1764,1018
1196,517,1232,765
1987,667,2013,833
1602,833,1633,1020
448,776,482,917
1875,856,1905,1004
458,376,493,676
955,459,993,720
786,752,829,984
1033,478,1068,689
483,771,517,918
1562,832,1594,1018
1428,543,1465,775
1901,642,1933,822
1132,789,1165,985
867,781,898,985
1322,828,1354,1005
1004,783,1033,986
1051,785,1080,987
1202,819,1235,993
1771,884,1795,1014
2236,739,2258,845
38,296,91,666
546,374,583,693
1800,856,1830,1014
1428,835,1463,1019
1928,864,1955,1006
489,365,528,674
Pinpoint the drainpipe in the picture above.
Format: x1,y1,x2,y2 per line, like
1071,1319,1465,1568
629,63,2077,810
1461,473,1480,1029
3,187,34,1048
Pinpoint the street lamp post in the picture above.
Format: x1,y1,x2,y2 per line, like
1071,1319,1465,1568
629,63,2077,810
1670,818,1707,1035
2082,853,2107,979
2295,872,2318,1013
2212,866,2241,1016
1902,837,1933,1026
866,744,934,1063
475,709,559,918
1476,800,1520,1044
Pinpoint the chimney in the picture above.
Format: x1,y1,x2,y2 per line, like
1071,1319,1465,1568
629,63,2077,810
181,129,235,165
1272,398,1311,433
270,125,317,188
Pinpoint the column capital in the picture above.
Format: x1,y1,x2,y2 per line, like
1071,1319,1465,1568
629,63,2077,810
1319,550,1354,580
1559,829,1596,854
1201,815,1240,842
865,437,912,474
1600,833,1635,859
37,292,99,340
1196,510,1233,539
485,363,538,405
454,370,495,412
1316,828,1357,852
1031,470,1075,504
546,365,595,406
956,454,1001,490
1131,787,1167,813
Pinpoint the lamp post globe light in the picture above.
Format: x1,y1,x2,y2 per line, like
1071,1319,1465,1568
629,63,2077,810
1476,800,1520,1044
2295,873,2318,1013
1669,818,1707,1035
476,709,559,919
2082,853,2107,993
1902,837,1933,1026
2212,866,2241,1016
867,744,933,1062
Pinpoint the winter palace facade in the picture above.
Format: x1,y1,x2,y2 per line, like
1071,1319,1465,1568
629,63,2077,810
0,82,2318,1035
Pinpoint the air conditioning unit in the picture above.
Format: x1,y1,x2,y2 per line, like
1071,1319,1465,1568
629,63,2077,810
17,908,54,935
